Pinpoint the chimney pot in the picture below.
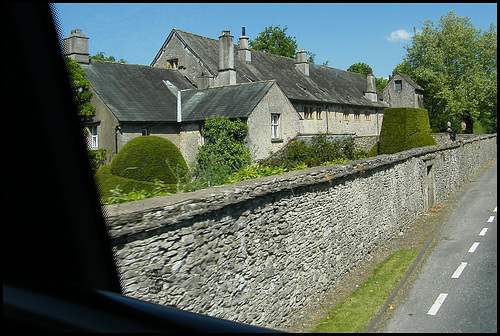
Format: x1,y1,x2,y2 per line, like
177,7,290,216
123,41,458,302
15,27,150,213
239,27,251,63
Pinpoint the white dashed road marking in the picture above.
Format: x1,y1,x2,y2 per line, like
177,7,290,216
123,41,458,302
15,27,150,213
479,228,488,236
493,206,497,213
451,262,467,279
468,242,480,253
427,293,448,316
487,216,495,223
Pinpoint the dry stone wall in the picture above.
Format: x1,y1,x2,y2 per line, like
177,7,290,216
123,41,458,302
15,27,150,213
105,134,496,330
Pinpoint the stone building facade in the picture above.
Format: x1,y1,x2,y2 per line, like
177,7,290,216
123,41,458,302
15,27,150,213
383,73,424,108
64,28,388,164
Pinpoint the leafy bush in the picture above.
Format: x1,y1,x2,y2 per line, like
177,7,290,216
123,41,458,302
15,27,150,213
111,136,188,184
262,135,365,169
189,116,251,189
368,107,437,157
88,148,108,174
102,180,172,205
227,165,286,183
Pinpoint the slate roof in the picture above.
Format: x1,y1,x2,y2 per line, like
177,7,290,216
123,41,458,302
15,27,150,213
82,60,276,123
181,81,276,121
82,60,195,122
153,29,386,108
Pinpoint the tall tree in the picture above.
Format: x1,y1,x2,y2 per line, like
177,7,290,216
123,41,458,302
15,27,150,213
64,57,107,171
90,51,127,64
401,11,497,133
347,62,388,91
249,25,298,59
347,62,372,78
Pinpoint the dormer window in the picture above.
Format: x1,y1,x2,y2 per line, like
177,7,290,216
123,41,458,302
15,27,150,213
167,58,179,70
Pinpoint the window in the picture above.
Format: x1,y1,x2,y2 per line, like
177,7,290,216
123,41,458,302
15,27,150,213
395,80,402,91
271,114,280,139
142,128,150,136
88,125,98,149
304,106,314,119
364,110,371,121
167,58,179,70
316,107,322,120
354,110,361,121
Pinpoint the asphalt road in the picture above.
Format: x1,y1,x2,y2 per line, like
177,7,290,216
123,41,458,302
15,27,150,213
384,159,497,333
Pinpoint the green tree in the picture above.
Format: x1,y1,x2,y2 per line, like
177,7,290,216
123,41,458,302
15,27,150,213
64,57,108,171
249,25,298,59
347,62,372,78
64,57,95,119
90,51,127,64
347,62,388,91
392,61,411,77
402,11,497,133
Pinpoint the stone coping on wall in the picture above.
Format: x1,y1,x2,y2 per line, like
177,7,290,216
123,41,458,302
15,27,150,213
104,134,495,241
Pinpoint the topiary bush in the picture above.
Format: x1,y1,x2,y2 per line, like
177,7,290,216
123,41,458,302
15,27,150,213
111,136,188,184
368,107,437,157
95,164,176,201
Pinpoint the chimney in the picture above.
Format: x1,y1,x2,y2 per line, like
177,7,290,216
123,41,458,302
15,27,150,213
197,71,214,90
364,69,378,102
217,30,236,86
63,29,89,64
295,49,309,76
238,27,251,63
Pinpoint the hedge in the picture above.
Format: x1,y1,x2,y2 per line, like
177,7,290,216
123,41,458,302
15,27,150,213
368,107,437,157
110,136,188,184
94,164,176,200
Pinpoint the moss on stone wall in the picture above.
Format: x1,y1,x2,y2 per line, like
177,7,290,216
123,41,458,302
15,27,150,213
368,107,437,157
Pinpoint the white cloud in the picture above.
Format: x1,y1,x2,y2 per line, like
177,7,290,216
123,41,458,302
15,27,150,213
386,29,413,43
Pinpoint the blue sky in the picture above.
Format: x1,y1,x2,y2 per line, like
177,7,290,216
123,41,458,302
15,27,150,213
54,3,497,78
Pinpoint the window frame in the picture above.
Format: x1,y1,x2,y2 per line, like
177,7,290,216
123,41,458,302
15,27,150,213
394,79,402,91
316,106,322,120
343,111,350,121
167,58,179,70
354,110,361,121
88,125,98,149
271,113,280,140
364,110,371,121
304,106,314,120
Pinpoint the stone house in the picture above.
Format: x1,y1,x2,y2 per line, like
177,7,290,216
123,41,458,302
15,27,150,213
80,60,297,163
64,28,388,164
151,28,387,138
383,72,424,108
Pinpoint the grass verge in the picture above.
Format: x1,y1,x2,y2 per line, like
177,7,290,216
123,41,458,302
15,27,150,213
308,249,418,333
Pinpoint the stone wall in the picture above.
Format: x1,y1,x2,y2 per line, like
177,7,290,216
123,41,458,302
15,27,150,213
105,135,496,330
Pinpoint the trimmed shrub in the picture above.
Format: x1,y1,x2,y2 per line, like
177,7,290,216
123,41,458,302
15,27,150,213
368,107,437,157
95,164,176,200
367,142,379,158
111,136,188,184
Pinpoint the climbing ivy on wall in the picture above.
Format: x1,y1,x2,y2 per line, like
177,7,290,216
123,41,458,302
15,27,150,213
191,116,252,188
